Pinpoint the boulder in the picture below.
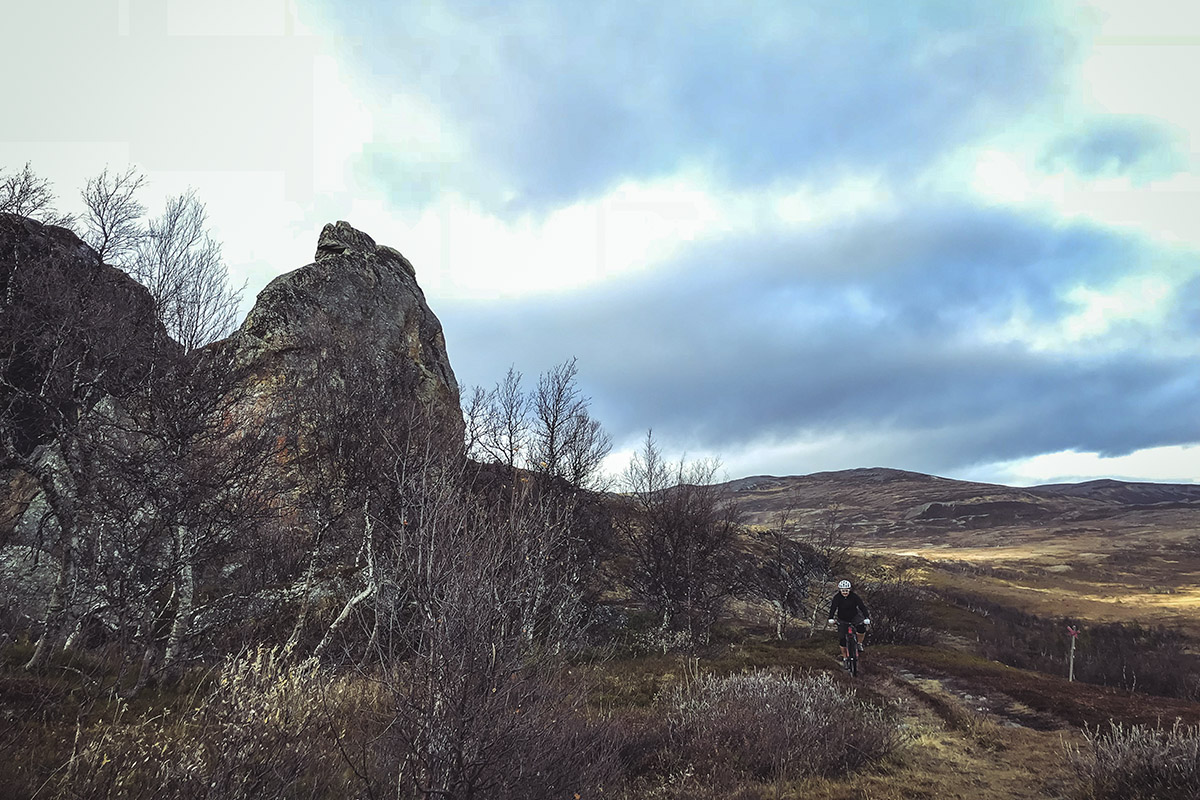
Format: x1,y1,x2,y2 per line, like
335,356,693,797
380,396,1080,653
230,220,463,445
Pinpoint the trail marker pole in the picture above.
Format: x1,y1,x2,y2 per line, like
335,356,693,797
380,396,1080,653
1067,625,1079,682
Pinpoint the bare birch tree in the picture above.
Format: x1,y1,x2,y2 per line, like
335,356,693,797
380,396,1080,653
131,190,243,352
0,219,164,671
0,162,74,227
805,504,853,635
530,358,611,491
468,360,610,493
359,434,613,798
1,211,271,685
79,166,147,266
481,366,529,474
620,430,741,640
746,507,816,640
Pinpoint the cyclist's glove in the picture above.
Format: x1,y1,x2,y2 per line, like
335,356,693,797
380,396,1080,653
827,618,836,625
862,618,871,625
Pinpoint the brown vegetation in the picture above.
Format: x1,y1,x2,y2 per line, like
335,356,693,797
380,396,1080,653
1067,721,1200,800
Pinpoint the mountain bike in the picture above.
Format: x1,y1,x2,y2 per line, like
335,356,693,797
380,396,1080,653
836,620,864,676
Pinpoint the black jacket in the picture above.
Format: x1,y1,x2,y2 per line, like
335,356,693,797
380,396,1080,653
829,591,869,622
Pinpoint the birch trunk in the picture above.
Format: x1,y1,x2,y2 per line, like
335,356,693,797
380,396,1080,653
125,605,158,698
312,505,376,659
285,515,328,657
25,443,81,671
25,543,75,670
161,525,195,672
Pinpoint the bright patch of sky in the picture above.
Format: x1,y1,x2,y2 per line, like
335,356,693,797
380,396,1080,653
974,444,1200,487
3,0,1200,485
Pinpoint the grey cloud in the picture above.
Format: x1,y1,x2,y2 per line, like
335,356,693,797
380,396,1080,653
1043,116,1187,181
436,199,1200,476
308,0,1079,213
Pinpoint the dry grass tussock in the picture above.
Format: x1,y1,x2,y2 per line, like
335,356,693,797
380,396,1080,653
1066,720,1200,800
55,647,372,799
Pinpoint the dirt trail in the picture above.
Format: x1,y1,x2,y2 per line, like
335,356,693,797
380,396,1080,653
876,666,1078,799
790,654,1082,799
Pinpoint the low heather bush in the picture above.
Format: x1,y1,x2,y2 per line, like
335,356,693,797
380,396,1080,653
662,669,899,786
1068,720,1200,800
381,662,623,800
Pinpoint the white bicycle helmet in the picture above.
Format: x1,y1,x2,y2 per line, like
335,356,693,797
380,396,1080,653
838,580,851,590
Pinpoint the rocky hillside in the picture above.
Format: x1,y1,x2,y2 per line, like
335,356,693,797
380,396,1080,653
0,212,174,457
0,215,466,676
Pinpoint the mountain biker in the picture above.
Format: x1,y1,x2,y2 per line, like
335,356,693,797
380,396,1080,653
827,579,870,669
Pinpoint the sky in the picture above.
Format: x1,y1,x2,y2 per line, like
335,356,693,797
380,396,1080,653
3,0,1200,487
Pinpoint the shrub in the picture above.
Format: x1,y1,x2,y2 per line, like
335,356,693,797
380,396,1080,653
625,626,697,655
1067,720,1200,800
57,646,623,800
661,668,899,786
381,663,623,800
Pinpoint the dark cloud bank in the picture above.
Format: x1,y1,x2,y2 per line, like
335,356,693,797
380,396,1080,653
439,198,1200,479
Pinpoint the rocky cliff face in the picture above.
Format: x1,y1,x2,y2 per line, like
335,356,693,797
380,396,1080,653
229,220,462,444
1,214,466,669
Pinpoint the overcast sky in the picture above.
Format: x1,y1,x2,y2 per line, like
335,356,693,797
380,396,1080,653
5,0,1200,486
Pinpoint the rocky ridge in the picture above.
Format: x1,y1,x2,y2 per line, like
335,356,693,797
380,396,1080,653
1,217,463,544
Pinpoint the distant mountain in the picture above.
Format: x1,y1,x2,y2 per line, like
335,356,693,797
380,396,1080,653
1029,478,1200,507
720,468,1200,541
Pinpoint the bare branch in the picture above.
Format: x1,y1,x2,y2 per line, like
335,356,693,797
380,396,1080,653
0,162,74,227
132,190,244,351
80,166,147,266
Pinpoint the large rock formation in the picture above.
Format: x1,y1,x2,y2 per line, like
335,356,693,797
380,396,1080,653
229,220,462,443
1,214,466,671
1,216,464,545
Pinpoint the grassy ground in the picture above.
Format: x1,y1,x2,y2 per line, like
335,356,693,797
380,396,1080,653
4,630,1199,799
586,637,1083,799
5,552,1200,800
580,615,1200,799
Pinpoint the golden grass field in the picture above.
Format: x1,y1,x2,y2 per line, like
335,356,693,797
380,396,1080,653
732,468,1200,636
